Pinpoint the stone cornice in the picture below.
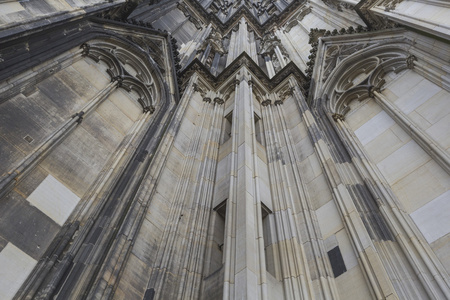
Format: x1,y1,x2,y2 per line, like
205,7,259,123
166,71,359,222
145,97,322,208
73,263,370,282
180,51,307,92
183,0,307,37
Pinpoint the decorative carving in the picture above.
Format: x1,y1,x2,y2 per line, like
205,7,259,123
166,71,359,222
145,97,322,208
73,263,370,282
259,31,281,56
203,97,212,102
332,113,345,121
284,6,312,32
379,0,404,11
182,0,306,37
261,99,272,106
253,0,276,16
321,43,373,83
180,52,307,94
210,0,233,15
259,31,290,72
127,35,166,75
274,100,283,105
193,82,207,97
80,43,90,56
322,0,355,11
112,75,124,86
368,85,381,98
406,54,416,69
214,97,224,104
143,105,155,113
308,28,326,44
199,29,227,55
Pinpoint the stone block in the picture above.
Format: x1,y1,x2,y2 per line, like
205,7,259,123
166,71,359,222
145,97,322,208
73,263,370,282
377,140,430,184
335,265,372,300
410,190,450,243
393,159,449,213
316,200,344,239
354,110,395,146
0,243,37,300
0,190,60,260
27,174,80,226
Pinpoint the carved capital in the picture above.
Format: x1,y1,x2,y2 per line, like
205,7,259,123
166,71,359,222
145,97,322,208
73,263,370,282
332,113,345,122
261,99,271,106
274,100,283,106
203,97,212,103
214,97,224,105
368,85,381,98
193,83,207,97
80,43,90,56
406,54,416,69
72,111,85,124
111,75,123,87
143,105,155,114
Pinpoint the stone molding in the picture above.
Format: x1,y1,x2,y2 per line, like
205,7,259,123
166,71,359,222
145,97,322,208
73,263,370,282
180,52,307,93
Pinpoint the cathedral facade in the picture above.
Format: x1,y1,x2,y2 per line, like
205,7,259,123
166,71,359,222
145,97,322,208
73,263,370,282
0,0,449,299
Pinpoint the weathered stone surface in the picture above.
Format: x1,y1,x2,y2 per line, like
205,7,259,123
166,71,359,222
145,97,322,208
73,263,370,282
0,1,449,299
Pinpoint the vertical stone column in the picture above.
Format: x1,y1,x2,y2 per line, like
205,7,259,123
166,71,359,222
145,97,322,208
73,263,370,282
261,99,313,300
273,97,339,299
237,17,249,56
371,90,450,174
289,78,399,300
177,96,225,300
334,115,450,299
147,91,213,299
223,70,265,299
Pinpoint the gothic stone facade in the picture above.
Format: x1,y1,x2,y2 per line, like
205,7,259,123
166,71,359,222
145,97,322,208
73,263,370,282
0,0,449,299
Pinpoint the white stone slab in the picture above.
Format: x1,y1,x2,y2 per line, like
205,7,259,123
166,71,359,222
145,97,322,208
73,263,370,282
27,174,80,226
315,200,344,239
336,229,358,270
0,2,25,15
377,140,430,184
0,243,37,300
394,77,441,115
354,110,395,146
410,190,450,244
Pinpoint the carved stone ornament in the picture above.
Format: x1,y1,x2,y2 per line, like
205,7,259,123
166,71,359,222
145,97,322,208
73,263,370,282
193,82,207,97
259,31,289,61
261,99,271,106
332,113,345,121
406,54,416,69
322,42,375,83
200,29,227,55
214,97,225,104
284,6,312,33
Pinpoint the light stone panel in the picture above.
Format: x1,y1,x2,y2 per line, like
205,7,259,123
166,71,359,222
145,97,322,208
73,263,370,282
0,2,25,15
364,125,406,163
393,159,450,213
410,190,450,244
335,229,358,270
392,75,441,115
376,140,430,185
308,174,334,210
426,114,450,150
346,98,382,130
27,174,80,226
415,89,450,126
354,110,395,146
315,200,344,239
335,265,372,300
0,243,37,300
384,70,423,99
